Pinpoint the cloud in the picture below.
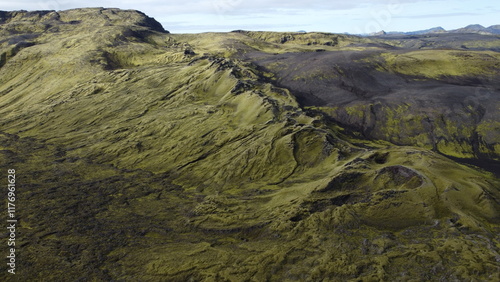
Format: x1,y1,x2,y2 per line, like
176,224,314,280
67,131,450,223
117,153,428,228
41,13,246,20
393,12,480,19
2,0,441,14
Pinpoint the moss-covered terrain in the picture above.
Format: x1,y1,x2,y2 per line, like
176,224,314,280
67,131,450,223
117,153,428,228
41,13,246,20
0,8,499,281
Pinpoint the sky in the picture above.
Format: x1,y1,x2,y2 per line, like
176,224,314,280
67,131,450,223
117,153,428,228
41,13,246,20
0,0,499,34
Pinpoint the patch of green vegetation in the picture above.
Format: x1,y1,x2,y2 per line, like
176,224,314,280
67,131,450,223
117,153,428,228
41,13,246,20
380,50,500,79
461,39,500,50
477,121,500,156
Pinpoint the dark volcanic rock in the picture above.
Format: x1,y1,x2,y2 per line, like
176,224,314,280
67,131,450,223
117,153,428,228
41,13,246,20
374,165,423,189
244,43,500,166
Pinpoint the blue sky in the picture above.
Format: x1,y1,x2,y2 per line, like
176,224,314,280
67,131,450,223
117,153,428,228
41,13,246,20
1,0,498,33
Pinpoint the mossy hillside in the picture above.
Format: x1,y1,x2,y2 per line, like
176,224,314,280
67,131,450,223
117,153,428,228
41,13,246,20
172,31,385,57
1,8,500,281
279,146,500,231
240,31,374,48
1,51,347,192
460,37,500,50
103,146,500,281
1,12,350,193
476,121,500,159
0,8,165,33
311,97,500,160
380,50,500,79
0,12,181,121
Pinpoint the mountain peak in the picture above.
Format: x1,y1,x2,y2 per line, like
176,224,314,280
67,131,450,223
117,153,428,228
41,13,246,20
406,26,447,35
464,24,486,29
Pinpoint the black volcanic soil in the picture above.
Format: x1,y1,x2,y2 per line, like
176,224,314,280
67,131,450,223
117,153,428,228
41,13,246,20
245,49,500,107
240,36,500,167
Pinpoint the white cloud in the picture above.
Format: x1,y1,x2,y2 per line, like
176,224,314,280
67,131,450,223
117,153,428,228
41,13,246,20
0,0,440,14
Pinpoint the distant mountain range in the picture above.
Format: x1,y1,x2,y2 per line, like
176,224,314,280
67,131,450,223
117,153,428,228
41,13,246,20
369,24,500,36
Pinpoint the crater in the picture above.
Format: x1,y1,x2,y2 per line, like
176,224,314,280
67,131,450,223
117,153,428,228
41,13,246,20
374,165,424,189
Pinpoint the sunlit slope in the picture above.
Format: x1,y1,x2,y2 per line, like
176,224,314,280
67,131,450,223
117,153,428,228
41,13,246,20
0,11,347,191
1,8,500,281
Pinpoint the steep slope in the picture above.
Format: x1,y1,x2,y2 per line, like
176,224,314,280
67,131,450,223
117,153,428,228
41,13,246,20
1,8,499,281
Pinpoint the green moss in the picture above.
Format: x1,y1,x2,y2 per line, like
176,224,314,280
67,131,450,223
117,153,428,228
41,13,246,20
345,105,365,121
380,50,500,79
